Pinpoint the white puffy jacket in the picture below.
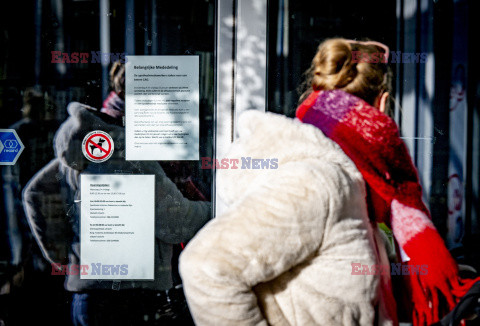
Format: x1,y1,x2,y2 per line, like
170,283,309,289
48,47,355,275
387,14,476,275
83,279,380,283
180,111,385,326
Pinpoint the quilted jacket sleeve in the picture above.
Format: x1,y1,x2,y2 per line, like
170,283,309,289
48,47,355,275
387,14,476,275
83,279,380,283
179,163,334,325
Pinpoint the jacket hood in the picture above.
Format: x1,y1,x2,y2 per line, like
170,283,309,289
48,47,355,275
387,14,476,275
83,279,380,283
54,102,126,171
217,110,361,206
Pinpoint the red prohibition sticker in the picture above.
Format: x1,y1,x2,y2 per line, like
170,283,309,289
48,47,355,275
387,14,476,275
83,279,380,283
82,131,114,163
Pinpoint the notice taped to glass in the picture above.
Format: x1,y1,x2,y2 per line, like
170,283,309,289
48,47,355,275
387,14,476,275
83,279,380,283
80,174,154,280
125,56,199,160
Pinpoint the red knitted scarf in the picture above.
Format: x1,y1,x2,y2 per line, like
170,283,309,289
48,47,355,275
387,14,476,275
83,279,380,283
296,89,480,326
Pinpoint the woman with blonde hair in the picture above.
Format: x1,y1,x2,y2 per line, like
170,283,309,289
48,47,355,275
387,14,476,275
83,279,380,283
179,38,480,325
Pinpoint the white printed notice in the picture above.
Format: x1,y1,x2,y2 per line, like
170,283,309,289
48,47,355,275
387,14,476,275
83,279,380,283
125,56,199,160
80,174,155,280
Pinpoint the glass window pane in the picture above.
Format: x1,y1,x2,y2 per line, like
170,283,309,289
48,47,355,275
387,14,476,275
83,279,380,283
0,1,215,324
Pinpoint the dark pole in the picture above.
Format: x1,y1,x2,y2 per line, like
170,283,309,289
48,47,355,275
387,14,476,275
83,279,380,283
100,0,111,100
34,0,42,88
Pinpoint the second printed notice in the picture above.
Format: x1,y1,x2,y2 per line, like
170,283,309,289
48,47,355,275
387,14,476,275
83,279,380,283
125,56,199,160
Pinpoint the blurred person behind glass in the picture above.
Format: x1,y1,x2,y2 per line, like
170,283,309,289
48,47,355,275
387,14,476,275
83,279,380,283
22,61,210,326
2,88,58,278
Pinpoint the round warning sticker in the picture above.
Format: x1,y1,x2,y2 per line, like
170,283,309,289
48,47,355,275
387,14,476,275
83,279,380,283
82,131,114,163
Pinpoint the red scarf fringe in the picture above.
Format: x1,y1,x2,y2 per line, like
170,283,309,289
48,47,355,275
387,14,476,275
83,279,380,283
296,90,480,325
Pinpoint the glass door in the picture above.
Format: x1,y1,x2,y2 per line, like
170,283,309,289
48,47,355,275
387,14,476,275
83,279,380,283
0,1,216,325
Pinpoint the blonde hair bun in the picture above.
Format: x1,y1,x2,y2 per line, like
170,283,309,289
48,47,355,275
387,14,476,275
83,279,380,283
306,38,389,106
